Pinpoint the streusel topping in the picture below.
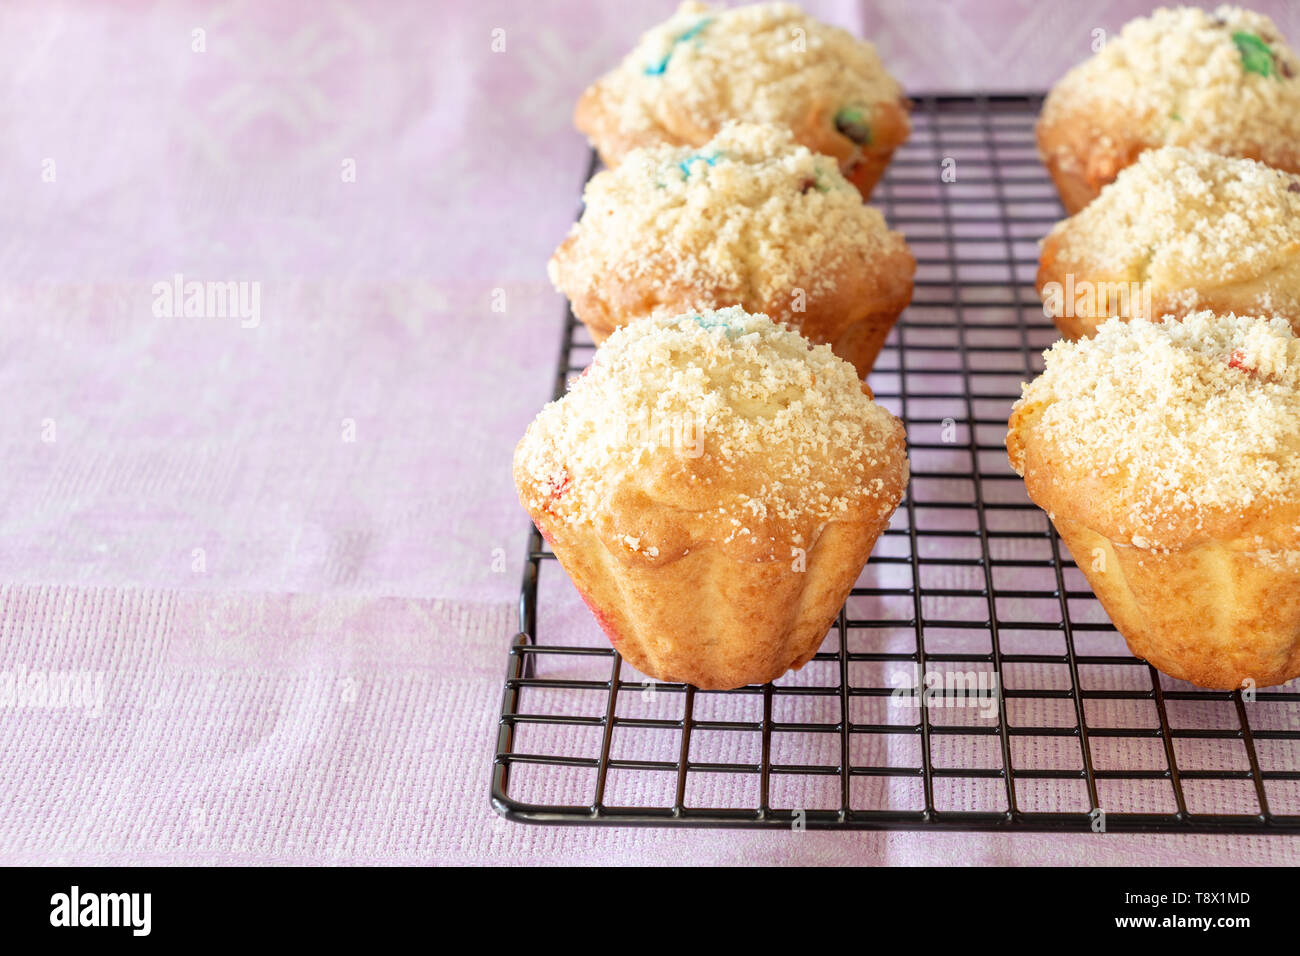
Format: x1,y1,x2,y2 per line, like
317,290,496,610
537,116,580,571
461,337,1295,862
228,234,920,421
550,123,905,306
594,2,903,142
1045,146,1300,287
1041,6,1300,161
1012,312,1300,522
516,308,905,540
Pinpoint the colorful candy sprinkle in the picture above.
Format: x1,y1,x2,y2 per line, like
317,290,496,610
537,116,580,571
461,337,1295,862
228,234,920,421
834,107,872,145
1233,31,1280,79
681,313,743,338
677,150,722,179
1227,349,1254,374
548,472,572,500
644,17,712,75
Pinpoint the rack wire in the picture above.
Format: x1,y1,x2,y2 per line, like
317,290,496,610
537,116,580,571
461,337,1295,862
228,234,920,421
491,94,1300,832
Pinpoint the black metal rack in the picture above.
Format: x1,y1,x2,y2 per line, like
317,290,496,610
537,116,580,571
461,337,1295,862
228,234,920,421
491,94,1300,832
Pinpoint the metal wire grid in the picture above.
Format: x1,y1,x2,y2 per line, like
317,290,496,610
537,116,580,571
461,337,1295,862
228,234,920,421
491,94,1300,832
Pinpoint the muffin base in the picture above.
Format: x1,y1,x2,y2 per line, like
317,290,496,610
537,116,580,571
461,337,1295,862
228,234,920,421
1036,110,1146,215
1037,114,1300,216
841,146,897,204
554,235,915,379
542,516,893,690
1054,515,1300,690
828,303,906,379
574,88,910,202
576,297,909,381
1041,146,1133,216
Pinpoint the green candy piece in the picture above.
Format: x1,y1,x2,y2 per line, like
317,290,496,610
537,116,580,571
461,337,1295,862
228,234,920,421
800,166,831,194
1233,31,1277,79
834,107,872,145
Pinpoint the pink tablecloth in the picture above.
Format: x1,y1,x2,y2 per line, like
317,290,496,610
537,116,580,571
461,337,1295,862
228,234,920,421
2,0,1299,865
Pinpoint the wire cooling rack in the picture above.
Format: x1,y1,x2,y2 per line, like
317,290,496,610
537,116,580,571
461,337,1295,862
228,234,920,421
491,94,1300,832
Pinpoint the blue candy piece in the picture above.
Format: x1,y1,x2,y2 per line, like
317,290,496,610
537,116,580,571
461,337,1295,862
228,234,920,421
676,18,711,44
644,17,712,75
681,313,742,337
677,150,722,179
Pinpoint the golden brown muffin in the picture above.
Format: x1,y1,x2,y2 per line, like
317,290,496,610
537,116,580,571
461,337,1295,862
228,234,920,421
1037,147,1300,339
549,123,915,377
514,308,909,690
1007,312,1300,690
1038,6,1300,214
575,1,909,200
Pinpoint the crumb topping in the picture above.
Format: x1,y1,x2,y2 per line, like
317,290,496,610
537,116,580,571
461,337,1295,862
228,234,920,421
1046,146,1300,287
1042,6,1300,162
549,123,905,309
1012,312,1300,522
594,2,903,143
516,308,906,538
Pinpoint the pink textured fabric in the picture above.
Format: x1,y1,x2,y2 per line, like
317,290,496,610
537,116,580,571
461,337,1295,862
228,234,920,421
2,0,1299,865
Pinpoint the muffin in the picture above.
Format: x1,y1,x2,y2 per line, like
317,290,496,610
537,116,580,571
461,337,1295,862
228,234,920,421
1007,312,1300,690
549,122,915,377
575,1,909,200
1038,6,1300,214
513,307,909,690
1037,147,1300,340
